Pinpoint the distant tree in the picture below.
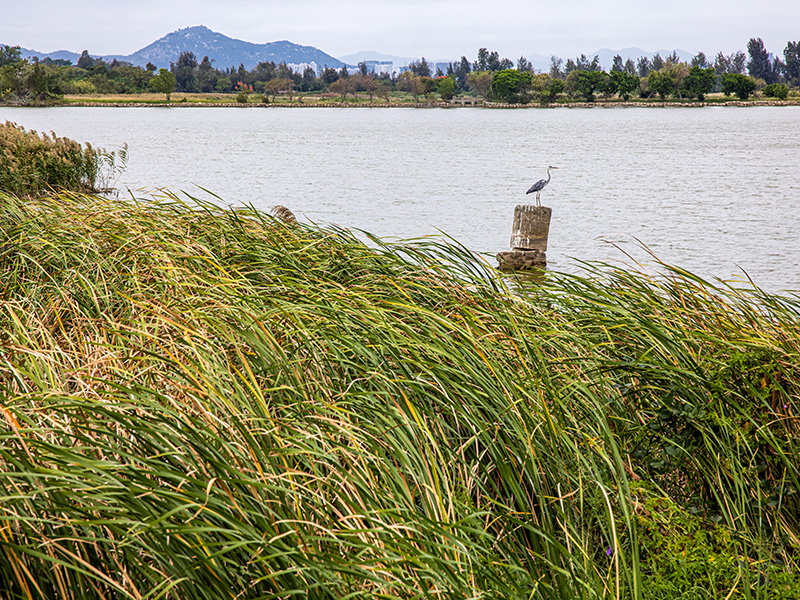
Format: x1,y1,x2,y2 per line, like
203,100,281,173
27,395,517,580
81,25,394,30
171,51,198,92
624,58,637,76
196,56,217,92
358,61,369,77
491,69,533,103
574,70,604,101
563,70,580,97
276,62,293,81
436,75,455,100
77,50,95,70
339,65,349,79
747,38,776,84
215,76,233,93
359,74,380,102
150,68,176,100
784,41,800,85
0,45,22,67
264,78,292,102
451,56,471,91
377,80,392,103
575,54,600,71
252,61,277,84
681,65,716,100
474,48,505,72
474,48,490,71
691,52,710,68
648,69,676,100
664,60,689,98
611,54,624,73
651,53,665,71
24,59,51,101
408,58,431,77
713,52,731,77
637,56,652,77
549,56,565,79
300,66,321,92
730,51,747,74
610,70,640,100
722,72,756,99
597,72,616,98
145,62,157,72
466,70,493,100
236,64,249,86
517,56,533,72
397,71,424,102
540,78,564,103
321,67,339,85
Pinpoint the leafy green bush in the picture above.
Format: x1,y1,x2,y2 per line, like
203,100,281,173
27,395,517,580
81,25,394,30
633,491,800,599
763,83,790,99
722,73,757,100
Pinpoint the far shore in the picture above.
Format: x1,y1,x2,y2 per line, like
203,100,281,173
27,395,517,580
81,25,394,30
3,92,799,109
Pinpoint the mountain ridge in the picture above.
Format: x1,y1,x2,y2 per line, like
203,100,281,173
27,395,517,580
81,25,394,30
15,27,694,74
21,26,344,71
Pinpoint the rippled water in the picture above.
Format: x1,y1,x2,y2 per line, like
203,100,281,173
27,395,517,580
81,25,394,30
3,105,799,291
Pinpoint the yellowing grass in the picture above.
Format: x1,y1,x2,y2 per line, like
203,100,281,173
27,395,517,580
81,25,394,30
0,191,798,599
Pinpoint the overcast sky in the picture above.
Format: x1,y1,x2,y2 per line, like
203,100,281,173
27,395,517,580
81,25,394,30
3,0,798,61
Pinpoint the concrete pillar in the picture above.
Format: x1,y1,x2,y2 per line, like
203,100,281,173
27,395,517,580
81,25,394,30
497,205,551,272
510,205,551,251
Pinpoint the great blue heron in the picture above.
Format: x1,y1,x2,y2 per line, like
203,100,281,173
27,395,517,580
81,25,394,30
526,166,559,206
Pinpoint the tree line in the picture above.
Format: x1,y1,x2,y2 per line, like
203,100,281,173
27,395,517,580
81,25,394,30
1,37,798,105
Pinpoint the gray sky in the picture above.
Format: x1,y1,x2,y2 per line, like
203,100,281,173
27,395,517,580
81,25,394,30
2,0,797,61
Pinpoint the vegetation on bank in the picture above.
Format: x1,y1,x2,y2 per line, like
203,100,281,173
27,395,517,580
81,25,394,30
0,121,100,196
2,37,799,106
1,190,799,599
0,121,124,196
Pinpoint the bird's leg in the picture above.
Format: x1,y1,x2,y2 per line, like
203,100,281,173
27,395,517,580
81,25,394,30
536,191,541,206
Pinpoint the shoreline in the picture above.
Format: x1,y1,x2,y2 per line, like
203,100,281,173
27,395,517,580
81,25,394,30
4,99,799,109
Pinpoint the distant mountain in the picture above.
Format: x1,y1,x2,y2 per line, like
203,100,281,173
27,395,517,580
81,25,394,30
18,26,344,71
13,33,699,74
520,53,553,73
21,48,80,63
106,26,345,70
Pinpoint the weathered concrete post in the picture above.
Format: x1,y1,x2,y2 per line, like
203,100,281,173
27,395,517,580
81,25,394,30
497,205,551,271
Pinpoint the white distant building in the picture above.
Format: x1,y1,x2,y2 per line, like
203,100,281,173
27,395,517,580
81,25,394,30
286,61,318,75
360,60,393,75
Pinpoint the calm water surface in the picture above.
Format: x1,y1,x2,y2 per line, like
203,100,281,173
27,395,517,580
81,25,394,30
2,105,799,291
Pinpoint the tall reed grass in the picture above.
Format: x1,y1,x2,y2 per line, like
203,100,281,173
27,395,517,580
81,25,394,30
0,122,110,197
0,191,798,599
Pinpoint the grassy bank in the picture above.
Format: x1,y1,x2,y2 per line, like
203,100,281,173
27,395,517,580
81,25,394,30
0,192,798,599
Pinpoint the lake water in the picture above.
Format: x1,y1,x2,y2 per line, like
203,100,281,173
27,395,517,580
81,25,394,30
2,105,799,292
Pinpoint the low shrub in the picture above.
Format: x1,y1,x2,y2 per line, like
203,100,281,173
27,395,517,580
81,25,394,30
763,83,790,99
